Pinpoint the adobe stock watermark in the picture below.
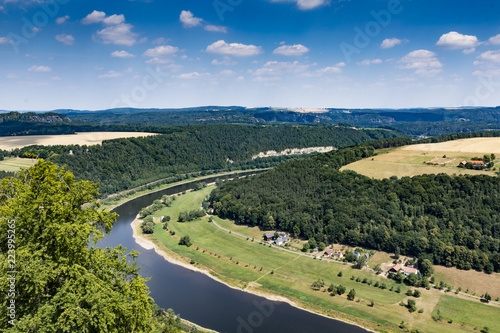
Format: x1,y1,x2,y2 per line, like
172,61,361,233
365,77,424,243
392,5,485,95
213,0,243,21
236,299,274,333
463,75,500,107
8,0,70,53
6,219,17,326
111,67,168,108
340,0,404,64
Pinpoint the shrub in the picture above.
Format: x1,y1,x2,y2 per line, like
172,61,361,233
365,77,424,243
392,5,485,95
179,235,192,247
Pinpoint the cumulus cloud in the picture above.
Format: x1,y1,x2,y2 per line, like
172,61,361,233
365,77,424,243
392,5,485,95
82,10,107,25
56,15,70,24
400,49,442,76
28,65,52,72
436,31,478,49
380,38,407,49
178,72,209,79
111,50,135,58
55,34,75,46
98,70,124,79
6,73,17,79
212,56,238,66
0,37,12,44
477,50,500,63
204,25,228,33
96,23,138,46
270,0,329,10
206,40,263,57
273,44,310,56
180,10,203,28
357,59,382,66
143,45,179,57
489,34,500,45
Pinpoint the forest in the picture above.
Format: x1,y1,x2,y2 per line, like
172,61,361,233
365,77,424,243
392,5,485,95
9,125,396,196
210,135,500,274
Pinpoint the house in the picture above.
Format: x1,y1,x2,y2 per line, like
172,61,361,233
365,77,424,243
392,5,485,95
279,233,289,242
312,248,319,253
264,233,275,241
389,264,419,275
275,237,285,246
364,253,370,259
470,160,484,166
333,250,343,259
324,249,333,257
459,160,467,166
353,251,361,258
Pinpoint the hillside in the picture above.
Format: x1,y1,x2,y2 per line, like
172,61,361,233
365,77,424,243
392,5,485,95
12,125,397,196
210,136,500,274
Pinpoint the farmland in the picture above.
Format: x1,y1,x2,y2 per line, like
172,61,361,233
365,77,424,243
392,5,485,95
341,137,500,179
0,157,36,172
0,132,157,150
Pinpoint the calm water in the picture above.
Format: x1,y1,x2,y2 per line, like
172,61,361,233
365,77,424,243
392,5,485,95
97,172,369,333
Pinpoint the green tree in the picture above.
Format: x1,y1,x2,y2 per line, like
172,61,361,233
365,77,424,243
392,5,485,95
419,258,434,277
318,242,326,251
395,246,401,259
179,235,192,247
337,285,346,295
0,161,153,332
347,289,356,301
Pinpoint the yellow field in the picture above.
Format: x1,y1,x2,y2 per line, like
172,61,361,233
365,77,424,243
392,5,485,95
0,132,157,150
434,266,500,297
0,157,37,172
341,138,500,179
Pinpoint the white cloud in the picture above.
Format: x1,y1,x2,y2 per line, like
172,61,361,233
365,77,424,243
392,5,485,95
28,65,52,72
56,15,69,24
206,40,263,57
145,57,169,65
473,69,500,77
477,50,500,63
400,49,442,76
0,37,11,44
96,23,138,46
111,50,135,58
357,59,382,66
273,44,310,56
219,69,236,76
103,14,125,26
489,34,500,45
463,48,475,54
180,10,203,28
253,61,309,76
55,34,74,46
204,25,228,33
98,70,124,79
436,31,478,49
152,37,169,45
82,10,107,25
270,0,329,10
380,38,407,49
212,57,237,66
143,45,179,57
316,64,343,74
178,72,209,79
6,73,17,79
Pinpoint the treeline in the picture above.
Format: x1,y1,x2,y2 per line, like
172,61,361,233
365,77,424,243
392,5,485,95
210,136,500,273
13,125,396,196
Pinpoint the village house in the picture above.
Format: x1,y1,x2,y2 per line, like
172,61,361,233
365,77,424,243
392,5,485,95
324,249,333,257
333,250,343,259
353,251,361,258
388,264,419,276
264,233,275,241
470,160,484,166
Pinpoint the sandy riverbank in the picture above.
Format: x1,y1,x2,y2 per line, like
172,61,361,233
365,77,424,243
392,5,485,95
130,217,376,333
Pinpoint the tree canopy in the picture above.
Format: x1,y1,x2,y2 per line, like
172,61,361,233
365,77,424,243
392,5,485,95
0,161,153,332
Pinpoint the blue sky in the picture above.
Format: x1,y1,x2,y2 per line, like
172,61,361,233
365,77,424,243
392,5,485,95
1,0,500,110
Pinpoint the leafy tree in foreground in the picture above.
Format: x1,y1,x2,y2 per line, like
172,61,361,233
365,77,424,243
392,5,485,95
0,161,153,332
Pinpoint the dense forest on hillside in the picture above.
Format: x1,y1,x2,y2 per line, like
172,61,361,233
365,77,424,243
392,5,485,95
12,125,396,196
210,134,500,273
63,107,500,137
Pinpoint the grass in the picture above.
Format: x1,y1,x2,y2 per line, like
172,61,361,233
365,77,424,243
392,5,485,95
432,295,500,333
140,186,500,333
433,265,500,298
0,132,156,150
0,157,37,172
341,137,500,179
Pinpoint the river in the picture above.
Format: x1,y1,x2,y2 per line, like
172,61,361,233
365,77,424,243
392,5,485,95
97,172,369,333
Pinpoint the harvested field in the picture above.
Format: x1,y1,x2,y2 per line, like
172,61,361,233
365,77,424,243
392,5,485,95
0,132,157,150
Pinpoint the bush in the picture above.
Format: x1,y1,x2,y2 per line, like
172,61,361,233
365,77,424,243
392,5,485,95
347,289,356,301
413,290,421,298
179,235,192,247
407,299,417,313
141,221,155,234
418,308,424,313
338,271,343,277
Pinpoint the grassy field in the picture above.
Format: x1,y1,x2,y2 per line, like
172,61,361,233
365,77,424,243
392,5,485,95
141,186,500,333
341,138,500,179
0,132,157,150
0,157,37,172
433,265,500,298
